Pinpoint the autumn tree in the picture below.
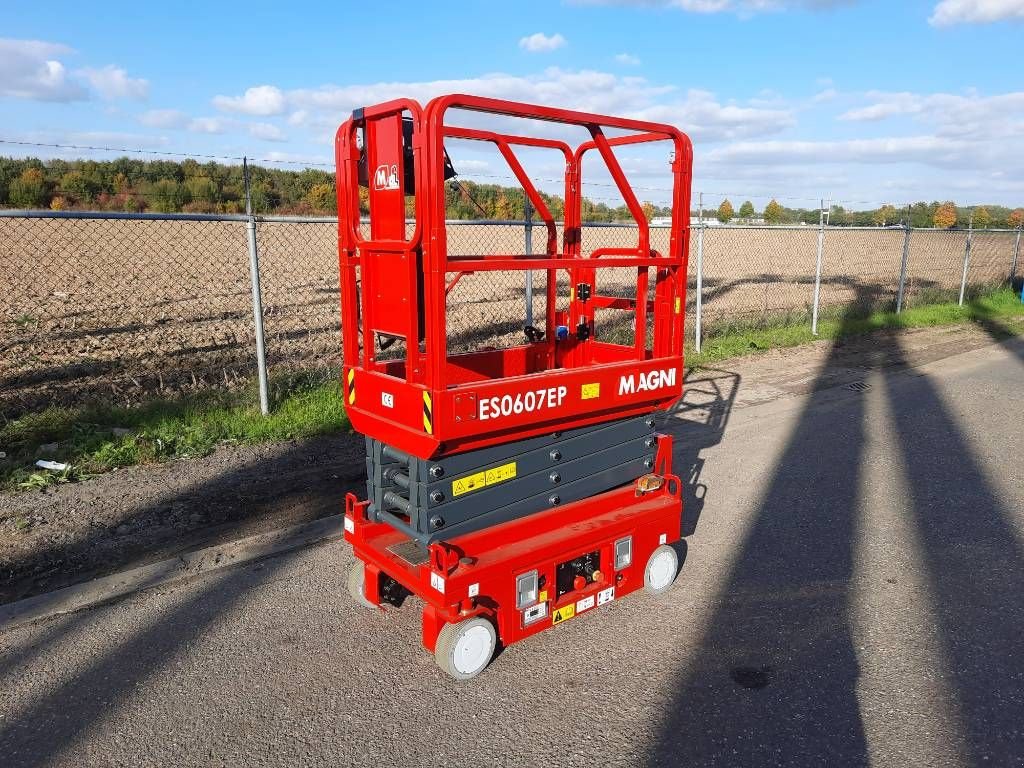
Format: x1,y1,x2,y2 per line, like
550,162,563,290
60,170,99,204
738,200,755,219
494,189,513,219
872,204,897,226
1009,208,1024,228
8,168,48,208
933,201,957,229
641,200,656,222
185,176,218,206
972,206,990,229
717,199,734,223
763,198,784,224
147,179,187,213
305,182,336,213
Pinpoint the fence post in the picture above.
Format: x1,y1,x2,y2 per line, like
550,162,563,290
958,211,972,306
524,198,534,327
896,215,911,314
811,198,825,335
695,192,703,354
1011,225,1021,283
243,157,270,415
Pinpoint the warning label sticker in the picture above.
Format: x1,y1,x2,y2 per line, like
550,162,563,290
552,603,576,625
485,462,517,485
576,595,595,613
581,382,601,400
451,461,517,498
452,471,485,497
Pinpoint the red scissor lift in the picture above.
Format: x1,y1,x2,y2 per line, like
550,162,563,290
338,94,692,679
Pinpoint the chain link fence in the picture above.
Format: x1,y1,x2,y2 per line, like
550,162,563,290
1,210,1021,418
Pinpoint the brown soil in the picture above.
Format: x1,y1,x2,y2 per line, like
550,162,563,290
2,218,1016,416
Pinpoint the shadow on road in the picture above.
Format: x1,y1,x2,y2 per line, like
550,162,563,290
0,547,305,767
663,368,740,537
647,284,1024,765
880,329,1024,763
648,298,874,766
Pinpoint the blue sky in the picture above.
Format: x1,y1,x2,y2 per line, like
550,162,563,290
3,0,1023,209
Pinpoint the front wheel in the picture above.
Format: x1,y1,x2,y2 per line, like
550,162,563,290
434,616,497,681
644,544,679,595
347,561,377,609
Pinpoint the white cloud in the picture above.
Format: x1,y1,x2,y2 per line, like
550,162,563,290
614,52,641,65
518,33,567,52
78,65,148,100
632,88,795,141
188,116,230,134
838,89,1024,141
138,109,239,135
138,108,189,128
929,0,1024,25
572,1,858,15
212,84,286,115
266,69,792,144
813,88,838,102
0,38,87,101
249,122,287,142
708,135,968,166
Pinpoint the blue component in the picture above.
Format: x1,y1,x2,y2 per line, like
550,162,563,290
555,325,569,341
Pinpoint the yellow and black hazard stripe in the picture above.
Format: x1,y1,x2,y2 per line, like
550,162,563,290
346,369,356,405
422,391,433,435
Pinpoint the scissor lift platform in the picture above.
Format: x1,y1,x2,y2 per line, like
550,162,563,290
337,94,692,678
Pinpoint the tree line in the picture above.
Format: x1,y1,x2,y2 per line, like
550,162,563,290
709,197,1024,229
1,156,1020,228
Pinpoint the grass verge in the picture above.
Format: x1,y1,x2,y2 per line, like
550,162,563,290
2,287,1022,494
686,286,1024,368
0,372,348,492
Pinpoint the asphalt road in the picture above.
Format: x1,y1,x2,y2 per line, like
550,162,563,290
2,333,1023,768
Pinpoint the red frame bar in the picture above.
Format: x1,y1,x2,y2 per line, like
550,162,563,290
337,93,693,459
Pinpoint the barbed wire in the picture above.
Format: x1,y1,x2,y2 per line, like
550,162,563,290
0,138,333,169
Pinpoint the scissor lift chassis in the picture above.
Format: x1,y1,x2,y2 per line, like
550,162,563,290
345,434,682,679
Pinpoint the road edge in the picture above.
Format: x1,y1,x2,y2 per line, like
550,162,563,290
0,514,344,632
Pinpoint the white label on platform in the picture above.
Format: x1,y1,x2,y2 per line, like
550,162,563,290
343,516,355,534
619,368,677,396
598,587,615,606
468,583,480,597
523,603,547,625
430,572,445,594
478,386,567,421
576,595,596,613
381,392,394,408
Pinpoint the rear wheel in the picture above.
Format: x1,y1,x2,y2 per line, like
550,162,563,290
644,544,679,595
434,617,497,681
347,561,377,609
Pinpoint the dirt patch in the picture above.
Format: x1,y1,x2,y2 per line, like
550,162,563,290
0,430,366,604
